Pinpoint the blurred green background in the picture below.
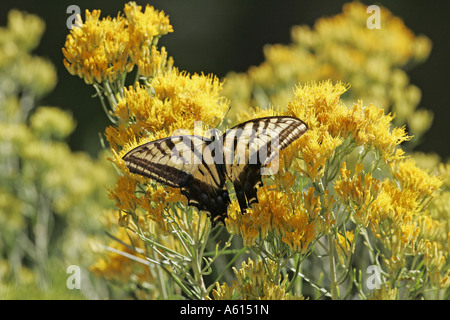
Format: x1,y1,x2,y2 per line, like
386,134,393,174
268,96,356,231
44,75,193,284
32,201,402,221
0,0,449,159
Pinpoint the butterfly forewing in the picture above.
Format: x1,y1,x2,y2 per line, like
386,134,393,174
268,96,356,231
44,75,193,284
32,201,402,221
123,135,206,188
123,134,231,225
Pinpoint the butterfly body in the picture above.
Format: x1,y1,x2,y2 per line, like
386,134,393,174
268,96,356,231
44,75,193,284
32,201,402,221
123,116,307,225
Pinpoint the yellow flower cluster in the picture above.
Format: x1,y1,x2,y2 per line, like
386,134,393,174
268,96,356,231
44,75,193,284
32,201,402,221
107,174,184,233
230,80,448,296
63,9,132,84
2,9,45,52
393,158,442,197
369,283,398,300
0,10,56,99
63,2,173,84
124,2,173,78
226,186,333,253
106,71,229,154
335,161,423,238
335,230,355,265
29,106,76,140
223,2,433,142
210,258,304,300
334,155,446,283
334,162,382,228
226,80,414,256
90,211,154,285
287,81,411,181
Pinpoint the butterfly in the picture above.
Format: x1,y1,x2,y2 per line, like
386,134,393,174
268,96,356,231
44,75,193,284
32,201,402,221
123,116,307,226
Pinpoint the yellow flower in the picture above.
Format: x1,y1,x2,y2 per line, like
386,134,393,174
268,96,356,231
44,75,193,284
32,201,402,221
210,258,304,300
335,230,355,265
317,190,336,233
226,201,260,247
369,283,398,300
150,71,229,129
29,106,76,140
135,45,174,78
374,181,420,243
337,102,411,162
288,81,349,127
107,175,139,214
90,219,149,279
417,214,447,242
209,282,236,300
15,55,57,98
90,210,160,299
398,223,420,252
332,154,446,277
124,2,174,78
296,127,343,182
226,186,324,254
281,218,315,254
4,9,45,52
1,10,57,97
334,162,382,227
281,187,334,252
63,9,133,84
286,82,347,181
136,184,184,233
105,84,164,152
124,1,173,43
288,81,411,171
390,158,442,198
366,164,442,273
423,240,447,272
314,2,430,65
225,187,274,247
106,70,229,154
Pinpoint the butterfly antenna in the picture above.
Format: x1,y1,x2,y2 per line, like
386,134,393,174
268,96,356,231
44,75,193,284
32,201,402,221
211,102,231,132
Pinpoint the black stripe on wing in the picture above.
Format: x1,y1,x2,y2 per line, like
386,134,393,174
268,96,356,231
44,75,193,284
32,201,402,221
123,135,203,188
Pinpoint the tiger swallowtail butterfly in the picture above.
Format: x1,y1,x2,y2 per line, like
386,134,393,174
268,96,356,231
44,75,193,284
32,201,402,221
122,116,308,226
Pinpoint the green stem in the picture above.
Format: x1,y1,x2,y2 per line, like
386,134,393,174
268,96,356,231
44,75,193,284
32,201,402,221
286,254,302,293
103,80,118,110
93,83,117,124
191,243,207,299
293,269,332,298
206,246,247,294
328,234,339,299
133,69,141,86
125,231,190,262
